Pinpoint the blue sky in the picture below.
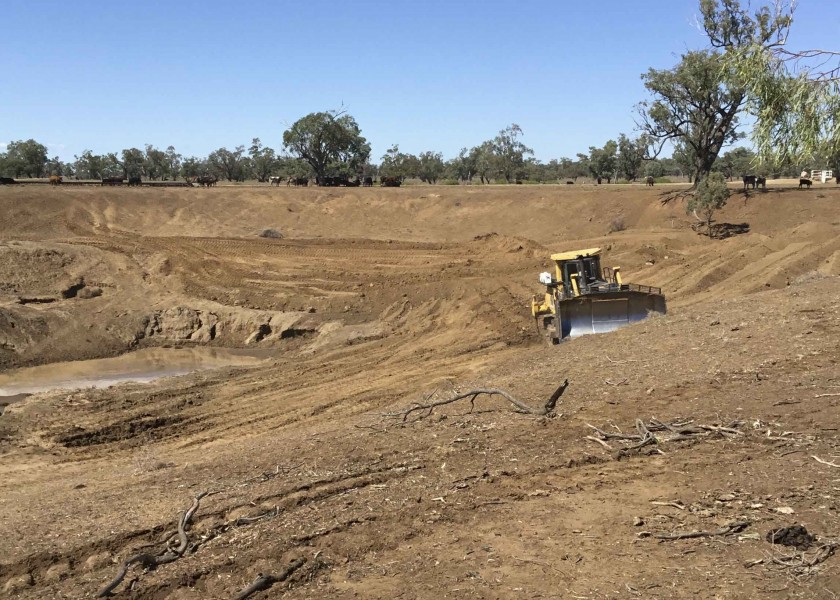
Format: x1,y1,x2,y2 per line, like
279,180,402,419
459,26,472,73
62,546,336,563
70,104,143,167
1,0,837,163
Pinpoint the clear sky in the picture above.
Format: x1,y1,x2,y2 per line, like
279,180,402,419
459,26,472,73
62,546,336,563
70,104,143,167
1,0,837,163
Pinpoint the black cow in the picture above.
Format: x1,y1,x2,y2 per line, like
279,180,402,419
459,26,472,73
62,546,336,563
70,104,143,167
196,174,218,187
101,176,124,186
288,177,308,187
646,176,654,186
565,180,574,185
380,176,402,187
755,176,766,189
318,176,353,187
0,177,17,185
742,175,757,190
128,176,142,187
799,178,812,189
363,176,373,187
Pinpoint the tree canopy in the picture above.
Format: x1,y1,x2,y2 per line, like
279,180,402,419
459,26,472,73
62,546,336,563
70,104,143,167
492,124,533,183
701,0,838,163
0,139,48,178
282,111,371,183
587,140,618,182
638,50,744,186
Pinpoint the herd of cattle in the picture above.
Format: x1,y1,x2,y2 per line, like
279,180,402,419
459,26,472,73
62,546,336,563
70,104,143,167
742,174,816,189
268,175,395,187
741,175,767,189
1,175,837,189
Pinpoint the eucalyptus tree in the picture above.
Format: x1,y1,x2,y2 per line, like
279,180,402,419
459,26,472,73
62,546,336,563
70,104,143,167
283,110,370,183
702,0,838,162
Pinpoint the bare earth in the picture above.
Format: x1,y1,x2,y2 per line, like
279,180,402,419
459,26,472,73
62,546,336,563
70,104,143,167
1,182,839,599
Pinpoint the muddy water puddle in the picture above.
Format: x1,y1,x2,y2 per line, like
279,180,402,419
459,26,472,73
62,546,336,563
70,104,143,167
0,347,274,412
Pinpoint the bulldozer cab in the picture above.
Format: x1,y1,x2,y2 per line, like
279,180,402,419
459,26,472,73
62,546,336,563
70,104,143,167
553,249,604,297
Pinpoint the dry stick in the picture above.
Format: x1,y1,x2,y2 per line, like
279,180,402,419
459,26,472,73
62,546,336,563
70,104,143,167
812,455,840,468
543,379,570,414
385,381,569,422
97,491,207,597
605,356,638,364
235,508,278,526
815,393,840,398
585,435,612,450
650,520,750,541
587,418,741,451
585,423,640,441
699,424,743,436
766,541,840,575
233,557,306,600
97,553,159,597
650,501,686,510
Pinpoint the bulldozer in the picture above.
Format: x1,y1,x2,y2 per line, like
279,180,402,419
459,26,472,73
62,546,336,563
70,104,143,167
531,248,666,343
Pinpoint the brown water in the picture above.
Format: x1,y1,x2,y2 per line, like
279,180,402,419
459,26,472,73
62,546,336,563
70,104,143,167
0,347,274,409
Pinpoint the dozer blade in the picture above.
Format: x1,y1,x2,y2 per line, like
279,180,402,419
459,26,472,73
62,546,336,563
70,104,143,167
556,291,666,339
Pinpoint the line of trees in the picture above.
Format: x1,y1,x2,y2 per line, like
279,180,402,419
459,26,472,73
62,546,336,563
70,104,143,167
3,2,837,187
0,127,651,184
0,132,825,185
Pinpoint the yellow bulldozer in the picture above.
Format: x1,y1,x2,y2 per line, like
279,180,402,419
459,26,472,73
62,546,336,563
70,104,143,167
531,248,666,343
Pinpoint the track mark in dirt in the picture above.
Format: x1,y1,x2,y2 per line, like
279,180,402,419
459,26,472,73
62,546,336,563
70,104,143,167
58,415,188,447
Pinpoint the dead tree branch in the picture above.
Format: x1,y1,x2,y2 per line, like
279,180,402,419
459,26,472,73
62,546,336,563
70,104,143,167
233,557,306,600
768,541,839,573
585,418,743,452
98,491,208,597
384,381,569,422
812,455,840,468
585,435,612,450
643,520,750,541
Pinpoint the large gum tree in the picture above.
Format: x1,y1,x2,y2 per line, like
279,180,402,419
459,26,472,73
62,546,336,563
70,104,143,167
282,111,370,183
705,0,839,164
637,50,745,186
637,0,794,185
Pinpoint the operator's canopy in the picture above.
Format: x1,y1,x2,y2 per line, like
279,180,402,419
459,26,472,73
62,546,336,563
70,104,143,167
549,248,601,262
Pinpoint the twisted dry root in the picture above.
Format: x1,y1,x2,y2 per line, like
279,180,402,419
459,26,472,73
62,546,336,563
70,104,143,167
97,491,207,597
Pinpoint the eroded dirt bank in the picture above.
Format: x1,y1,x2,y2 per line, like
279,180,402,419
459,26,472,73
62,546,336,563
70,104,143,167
1,183,839,599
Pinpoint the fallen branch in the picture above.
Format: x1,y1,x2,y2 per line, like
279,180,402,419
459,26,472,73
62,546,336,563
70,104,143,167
384,381,568,422
605,378,629,386
605,356,638,364
585,423,640,441
585,418,743,451
233,557,306,600
812,455,840,468
650,500,686,510
235,507,279,526
585,435,612,450
98,492,207,597
768,542,839,573
646,520,750,541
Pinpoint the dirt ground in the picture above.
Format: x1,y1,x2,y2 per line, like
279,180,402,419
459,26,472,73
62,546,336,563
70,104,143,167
1,181,840,599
